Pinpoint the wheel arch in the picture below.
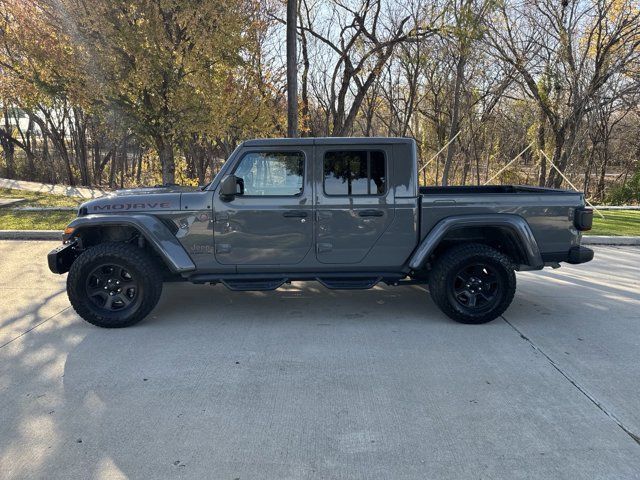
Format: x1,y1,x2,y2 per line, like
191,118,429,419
408,214,543,271
65,214,195,274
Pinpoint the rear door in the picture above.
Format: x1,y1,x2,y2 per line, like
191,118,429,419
213,147,313,265
315,145,394,264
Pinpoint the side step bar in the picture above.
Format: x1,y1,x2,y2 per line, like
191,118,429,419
222,279,286,291
187,272,406,292
317,277,382,290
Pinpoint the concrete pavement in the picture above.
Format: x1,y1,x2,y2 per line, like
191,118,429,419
0,199,25,207
0,178,108,199
0,241,639,479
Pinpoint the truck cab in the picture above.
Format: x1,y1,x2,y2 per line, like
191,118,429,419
205,137,418,273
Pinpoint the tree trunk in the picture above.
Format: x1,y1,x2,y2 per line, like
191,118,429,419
0,136,15,179
298,1,310,136
536,108,546,187
93,142,102,184
546,139,563,188
286,0,298,138
157,138,175,185
108,147,117,188
1,107,15,178
596,139,610,201
24,118,36,176
42,135,56,184
72,108,90,186
442,55,466,186
583,144,596,196
136,148,143,184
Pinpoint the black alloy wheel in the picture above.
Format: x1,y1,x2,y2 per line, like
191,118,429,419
451,262,501,313
85,264,141,313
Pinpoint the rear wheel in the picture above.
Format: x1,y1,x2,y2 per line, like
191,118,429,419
428,243,516,324
67,243,163,328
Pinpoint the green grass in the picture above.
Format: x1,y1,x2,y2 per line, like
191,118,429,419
588,210,640,236
0,187,81,208
0,187,79,230
0,210,77,230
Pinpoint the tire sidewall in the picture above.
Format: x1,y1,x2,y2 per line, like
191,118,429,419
444,253,511,322
429,244,516,324
72,254,146,321
67,243,162,328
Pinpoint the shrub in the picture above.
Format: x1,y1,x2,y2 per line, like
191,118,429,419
605,170,640,205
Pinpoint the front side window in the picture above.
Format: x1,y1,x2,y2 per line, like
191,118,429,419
234,151,304,196
323,150,386,196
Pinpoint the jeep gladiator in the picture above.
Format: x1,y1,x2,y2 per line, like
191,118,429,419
48,137,594,328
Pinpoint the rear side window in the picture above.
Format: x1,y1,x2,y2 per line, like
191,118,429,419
234,151,304,196
323,150,386,196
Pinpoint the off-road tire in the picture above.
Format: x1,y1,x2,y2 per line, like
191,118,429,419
428,243,516,324
67,242,163,328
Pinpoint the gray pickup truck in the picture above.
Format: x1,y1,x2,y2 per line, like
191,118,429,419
48,137,594,328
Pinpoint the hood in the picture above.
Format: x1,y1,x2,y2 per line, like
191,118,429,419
109,185,199,196
79,185,198,215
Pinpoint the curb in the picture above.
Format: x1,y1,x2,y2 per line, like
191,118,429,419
592,206,640,210
582,236,640,246
0,230,62,240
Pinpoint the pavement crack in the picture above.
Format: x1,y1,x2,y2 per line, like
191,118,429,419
0,306,71,350
502,315,640,447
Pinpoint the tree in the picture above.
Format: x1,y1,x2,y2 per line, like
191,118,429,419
299,0,441,136
62,0,252,184
487,0,640,187
439,0,497,185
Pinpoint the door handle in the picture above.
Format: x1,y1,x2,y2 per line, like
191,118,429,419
317,242,333,253
283,211,308,218
358,209,384,217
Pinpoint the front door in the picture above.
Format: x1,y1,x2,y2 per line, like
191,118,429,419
315,146,394,264
213,148,313,265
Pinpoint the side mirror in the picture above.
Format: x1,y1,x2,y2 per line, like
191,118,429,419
219,175,244,201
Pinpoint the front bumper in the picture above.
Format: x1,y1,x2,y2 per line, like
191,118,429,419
567,245,594,264
48,241,78,274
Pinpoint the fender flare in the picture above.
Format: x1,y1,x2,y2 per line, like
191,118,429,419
408,214,543,270
66,214,196,273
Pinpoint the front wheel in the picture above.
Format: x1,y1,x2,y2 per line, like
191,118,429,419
67,242,163,328
428,243,516,324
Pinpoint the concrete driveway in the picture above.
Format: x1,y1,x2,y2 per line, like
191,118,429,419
0,241,638,480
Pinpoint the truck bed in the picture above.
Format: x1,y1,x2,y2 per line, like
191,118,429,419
418,185,585,256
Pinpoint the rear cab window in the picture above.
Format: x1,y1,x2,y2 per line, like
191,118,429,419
323,150,386,196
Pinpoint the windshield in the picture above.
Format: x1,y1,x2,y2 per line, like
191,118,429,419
201,145,241,190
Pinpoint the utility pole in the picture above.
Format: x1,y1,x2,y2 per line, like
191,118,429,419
286,0,298,137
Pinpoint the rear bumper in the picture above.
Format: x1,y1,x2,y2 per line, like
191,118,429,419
541,245,594,265
48,241,77,274
567,245,594,264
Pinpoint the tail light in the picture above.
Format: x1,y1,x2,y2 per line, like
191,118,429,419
574,207,593,231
